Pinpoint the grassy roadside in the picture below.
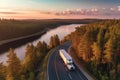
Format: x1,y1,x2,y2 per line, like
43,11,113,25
38,48,56,80
69,46,97,80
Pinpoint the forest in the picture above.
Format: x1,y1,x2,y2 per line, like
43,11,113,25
0,34,60,80
0,19,99,54
0,19,99,41
70,19,120,80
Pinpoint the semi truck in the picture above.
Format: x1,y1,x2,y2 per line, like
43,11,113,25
59,49,75,70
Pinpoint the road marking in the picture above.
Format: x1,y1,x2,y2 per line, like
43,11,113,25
65,67,68,72
54,53,60,80
47,50,53,80
68,73,72,80
76,70,85,80
47,49,56,80
47,42,71,80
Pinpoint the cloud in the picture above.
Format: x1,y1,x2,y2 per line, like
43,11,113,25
0,11,20,14
110,8,114,11
53,8,99,16
91,8,98,12
0,7,120,19
118,6,120,11
102,8,106,10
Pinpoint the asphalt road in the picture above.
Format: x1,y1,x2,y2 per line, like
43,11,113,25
48,41,88,80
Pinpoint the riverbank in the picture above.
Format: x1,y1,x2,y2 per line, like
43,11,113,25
0,19,101,41
0,19,101,54
0,30,46,54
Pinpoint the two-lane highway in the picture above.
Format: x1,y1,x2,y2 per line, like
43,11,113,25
48,41,88,80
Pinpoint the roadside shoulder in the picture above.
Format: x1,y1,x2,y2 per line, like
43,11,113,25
68,46,95,80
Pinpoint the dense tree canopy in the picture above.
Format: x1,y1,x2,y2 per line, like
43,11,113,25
7,48,22,80
0,63,6,80
0,34,60,80
71,20,120,80
49,34,60,48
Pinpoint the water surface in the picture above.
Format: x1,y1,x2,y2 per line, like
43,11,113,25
0,24,82,64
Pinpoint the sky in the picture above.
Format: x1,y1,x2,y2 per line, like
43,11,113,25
0,0,120,19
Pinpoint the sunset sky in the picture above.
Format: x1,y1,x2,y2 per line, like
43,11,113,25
0,0,120,19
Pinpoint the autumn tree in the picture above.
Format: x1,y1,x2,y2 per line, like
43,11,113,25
7,48,22,80
6,73,14,80
23,44,37,72
28,72,35,80
42,41,48,53
49,36,54,48
49,34,60,48
0,63,6,80
37,41,48,53
53,34,60,47
36,41,48,63
77,30,94,62
70,20,120,80
20,75,26,80
104,37,114,77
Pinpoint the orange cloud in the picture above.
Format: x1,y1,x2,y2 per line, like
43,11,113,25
0,7,120,19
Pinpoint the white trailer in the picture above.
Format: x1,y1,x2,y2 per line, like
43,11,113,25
59,49,75,70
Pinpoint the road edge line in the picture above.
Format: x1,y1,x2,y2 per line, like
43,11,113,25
47,48,55,80
54,52,60,80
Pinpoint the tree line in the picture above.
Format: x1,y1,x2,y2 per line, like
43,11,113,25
0,34,60,80
0,19,98,41
70,20,120,80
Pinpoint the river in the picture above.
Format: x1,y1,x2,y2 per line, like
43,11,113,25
0,24,82,65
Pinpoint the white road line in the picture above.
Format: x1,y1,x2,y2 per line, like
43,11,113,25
76,70,84,80
65,67,68,72
47,47,58,80
68,73,72,80
47,51,51,80
54,52,60,80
